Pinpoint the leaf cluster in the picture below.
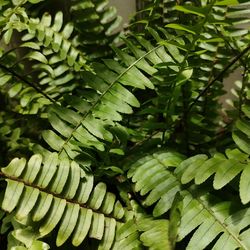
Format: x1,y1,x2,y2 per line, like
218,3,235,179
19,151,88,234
0,0,249,249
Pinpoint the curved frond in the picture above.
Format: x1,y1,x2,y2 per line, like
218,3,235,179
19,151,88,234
21,11,89,72
179,147,250,204
0,153,124,248
42,39,172,159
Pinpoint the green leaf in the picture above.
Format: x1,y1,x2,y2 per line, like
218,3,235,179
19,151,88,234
62,23,74,39
42,130,65,151
76,174,94,204
194,157,224,185
15,187,40,220
63,161,81,199
176,68,193,86
240,163,250,204
72,208,93,246
52,11,63,32
39,198,67,236
213,159,244,189
181,155,208,184
0,74,12,86
50,158,70,194
140,220,170,250
21,42,40,50
25,51,48,64
22,154,42,183
56,203,80,246
233,130,250,154
101,192,116,215
29,241,50,250
165,24,198,34
88,183,107,210
2,157,26,177
36,153,58,188
32,192,53,222
215,0,239,5
8,83,22,97
175,5,208,17
236,119,250,137
89,213,105,240
110,149,124,155
2,180,24,212
98,218,116,250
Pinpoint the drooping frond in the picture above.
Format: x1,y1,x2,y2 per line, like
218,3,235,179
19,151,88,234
179,89,250,204
70,0,122,59
0,0,249,249
21,11,89,72
0,8,91,115
42,38,172,160
0,153,125,248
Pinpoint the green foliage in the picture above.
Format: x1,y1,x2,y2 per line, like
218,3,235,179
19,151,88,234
0,0,250,249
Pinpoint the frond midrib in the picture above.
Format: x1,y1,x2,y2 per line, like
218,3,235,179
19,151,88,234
58,44,163,156
195,195,249,250
0,171,123,221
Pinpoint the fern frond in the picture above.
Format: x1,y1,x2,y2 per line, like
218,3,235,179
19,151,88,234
127,151,185,217
179,148,250,204
127,150,250,249
42,41,168,159
130,0,177,32
177,191,250,250
132,1,250,153
70,0,122,59
0,10,91,115
233,80,250,154
113,200,170,250
21,11,89,72
0,153,125,248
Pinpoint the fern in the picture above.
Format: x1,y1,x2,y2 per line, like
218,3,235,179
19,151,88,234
70,0,122,59
0,0,250,249
0,153,124,248
127,150,250,249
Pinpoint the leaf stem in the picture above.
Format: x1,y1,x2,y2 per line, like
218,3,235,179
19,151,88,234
0,171,123,221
